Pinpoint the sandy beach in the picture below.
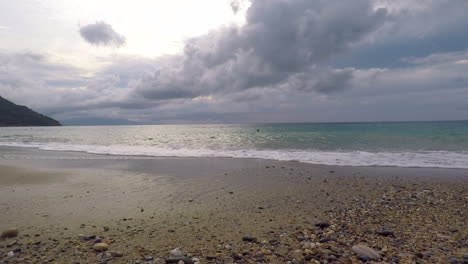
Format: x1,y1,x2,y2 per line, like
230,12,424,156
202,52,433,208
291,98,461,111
0,146,467,264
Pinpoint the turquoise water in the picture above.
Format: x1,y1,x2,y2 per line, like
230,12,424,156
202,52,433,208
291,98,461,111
1,121,468,168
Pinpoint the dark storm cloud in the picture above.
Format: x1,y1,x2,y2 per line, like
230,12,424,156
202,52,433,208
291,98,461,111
136,0,387,101
79,21,126,47
334,0,468,69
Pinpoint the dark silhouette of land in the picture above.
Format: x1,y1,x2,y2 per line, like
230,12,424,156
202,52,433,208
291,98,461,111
0,96,61,127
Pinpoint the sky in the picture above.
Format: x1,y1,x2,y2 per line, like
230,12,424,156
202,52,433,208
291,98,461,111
0,0,467,125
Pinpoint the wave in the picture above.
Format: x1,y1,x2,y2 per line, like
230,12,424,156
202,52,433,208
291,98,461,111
1,141,468,169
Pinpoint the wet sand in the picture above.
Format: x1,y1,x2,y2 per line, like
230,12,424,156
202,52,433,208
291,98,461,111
0,147,467,263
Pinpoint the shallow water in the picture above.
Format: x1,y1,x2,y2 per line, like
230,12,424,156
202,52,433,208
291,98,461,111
1,121,468,168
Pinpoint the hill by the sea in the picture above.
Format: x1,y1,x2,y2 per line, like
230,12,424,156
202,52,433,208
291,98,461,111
0,96,61,127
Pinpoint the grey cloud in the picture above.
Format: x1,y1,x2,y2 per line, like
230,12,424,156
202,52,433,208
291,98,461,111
0,52,157,119
334,0,468,69
79,21,126,47
5,1,468,124
136,0,387,102
230,0,241,14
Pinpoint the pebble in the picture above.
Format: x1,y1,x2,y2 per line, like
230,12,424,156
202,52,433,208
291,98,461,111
7,251,14,258
319,237,337,243
6,239,18,247
352,245,381,260
315,222,330,229
357,256,373,262
80,234,96,241
1,228,19,238
109,251,124,257
165,257,194,264
242,235,257,242
170,248,184,257
376,230,394,237
93,243,109,252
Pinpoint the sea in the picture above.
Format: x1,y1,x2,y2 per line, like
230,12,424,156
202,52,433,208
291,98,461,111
1,121,468,169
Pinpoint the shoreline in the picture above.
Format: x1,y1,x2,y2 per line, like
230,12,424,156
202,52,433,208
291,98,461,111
0,147,467,263
1,145,468,170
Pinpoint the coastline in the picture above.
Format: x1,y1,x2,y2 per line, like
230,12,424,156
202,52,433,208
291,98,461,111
0,146,467,263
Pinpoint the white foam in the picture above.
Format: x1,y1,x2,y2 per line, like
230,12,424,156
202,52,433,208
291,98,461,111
1,141,468,169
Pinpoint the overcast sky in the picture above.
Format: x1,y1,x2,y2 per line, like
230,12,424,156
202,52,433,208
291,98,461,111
0,0,467,124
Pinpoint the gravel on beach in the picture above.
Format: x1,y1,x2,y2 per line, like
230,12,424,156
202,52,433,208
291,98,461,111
0,161,467,264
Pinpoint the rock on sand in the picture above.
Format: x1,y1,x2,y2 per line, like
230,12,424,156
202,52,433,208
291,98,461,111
170,248,184,257
93,242,109,252
1,228,19,238
352,245,381,260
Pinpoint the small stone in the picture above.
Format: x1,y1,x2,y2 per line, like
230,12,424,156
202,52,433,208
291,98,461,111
315,222,330,229
206,255,217,260
110,251,123,257
6,239,18,247
170,248,184,257
165,257,194,264
7,251,14,258
352,245,381,260
93,243,109,252
376,231,394,237
242,235,257,242
1,228,19,238
145,256,154,261
357,256,373,262
296,235,305,241
81,235,96,241
319,237,337,243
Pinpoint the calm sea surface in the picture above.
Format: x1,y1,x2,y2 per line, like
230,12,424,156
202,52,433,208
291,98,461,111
1,122,468,168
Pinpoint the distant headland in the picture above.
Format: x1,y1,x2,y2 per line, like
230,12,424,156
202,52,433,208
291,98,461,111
0,96,61,127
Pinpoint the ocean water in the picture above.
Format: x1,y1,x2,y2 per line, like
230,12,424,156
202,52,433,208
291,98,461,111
1,122,468,169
